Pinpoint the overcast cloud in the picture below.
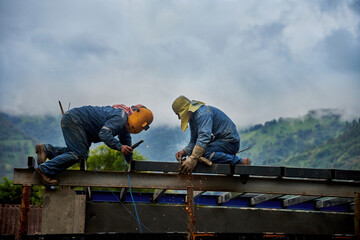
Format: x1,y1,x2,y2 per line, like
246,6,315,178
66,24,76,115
1,0,359,128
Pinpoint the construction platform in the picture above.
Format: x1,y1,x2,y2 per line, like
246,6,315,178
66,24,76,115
12,159,360,240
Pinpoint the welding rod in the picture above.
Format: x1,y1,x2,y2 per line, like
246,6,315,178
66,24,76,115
131,140,144,149
237,147,251,153
58,100,64,115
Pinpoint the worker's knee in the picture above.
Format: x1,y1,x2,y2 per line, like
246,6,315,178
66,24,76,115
69,151,88,161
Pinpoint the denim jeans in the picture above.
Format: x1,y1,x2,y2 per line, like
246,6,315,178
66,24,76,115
203,140,242,164
39,113,90,176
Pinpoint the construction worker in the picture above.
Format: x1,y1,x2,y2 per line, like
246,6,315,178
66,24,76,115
35,104,153,187
172,96,250,174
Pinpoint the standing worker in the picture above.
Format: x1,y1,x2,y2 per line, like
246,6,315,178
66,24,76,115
172,96,250,174
35,104,153,187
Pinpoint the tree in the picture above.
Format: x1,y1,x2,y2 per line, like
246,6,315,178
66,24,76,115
0,177,22,204
0,176,43,205
83,144,146,171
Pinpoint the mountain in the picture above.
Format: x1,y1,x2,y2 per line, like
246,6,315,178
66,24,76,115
284,119,360,169
239,109,347,167
0,114,36,179
1,113,64,146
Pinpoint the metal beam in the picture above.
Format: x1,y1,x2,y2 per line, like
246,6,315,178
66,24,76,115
13,168,360,197
284,167,332,180
235,165,282,177
249,194,282,206
283,195,318,207
194,191,205,198
131,160,232,174
217,192,243,205
119,188,127,202
316,197,354,209
132,161,360,181
152,189,167,203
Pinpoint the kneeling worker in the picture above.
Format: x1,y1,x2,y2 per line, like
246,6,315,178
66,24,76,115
172,96,250,174
35,104,153,187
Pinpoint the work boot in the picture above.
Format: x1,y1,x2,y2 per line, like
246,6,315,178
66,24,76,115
240,158,251,165
36,168,58,187
35,144,47,166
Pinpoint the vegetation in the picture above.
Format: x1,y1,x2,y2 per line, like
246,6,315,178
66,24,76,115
284,119,360,169
0,177,44,205
239,109,351,168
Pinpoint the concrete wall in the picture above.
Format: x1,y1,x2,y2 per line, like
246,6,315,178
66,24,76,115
41,188,86,234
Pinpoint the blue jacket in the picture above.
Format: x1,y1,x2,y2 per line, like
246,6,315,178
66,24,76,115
68,106,132,161
183,105,240,155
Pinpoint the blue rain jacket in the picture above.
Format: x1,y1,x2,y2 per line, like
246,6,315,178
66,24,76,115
183,105,240,155
68,106,132,160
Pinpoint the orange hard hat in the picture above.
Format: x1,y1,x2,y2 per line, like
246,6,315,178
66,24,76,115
126,107,153,134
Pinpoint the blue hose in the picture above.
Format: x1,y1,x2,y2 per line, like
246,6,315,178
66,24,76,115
125,160,142,232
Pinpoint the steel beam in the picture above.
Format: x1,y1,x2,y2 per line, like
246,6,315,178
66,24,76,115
194,191,205,198
235,165,282,177
152,189,167,203
17,184,31,240
283,195,318,207
186,187,195,239
119,188,127,202
316,197,354,209
284,167,332,180
217,192,243,205
132,161,360,181
13,168,360,197
249,194,282,206
131,160,232,174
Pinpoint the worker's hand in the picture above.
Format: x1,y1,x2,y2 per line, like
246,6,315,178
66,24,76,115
180,156,198,174
121,145,133,156
175,150,186,162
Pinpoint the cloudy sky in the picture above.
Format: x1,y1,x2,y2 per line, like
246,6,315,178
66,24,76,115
1,0,359,128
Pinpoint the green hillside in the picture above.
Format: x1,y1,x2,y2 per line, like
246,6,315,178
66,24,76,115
239,109,347,167
284,119,360,169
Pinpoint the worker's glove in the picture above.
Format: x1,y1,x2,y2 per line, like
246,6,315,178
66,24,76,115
199,157,212,166
180,145,205,174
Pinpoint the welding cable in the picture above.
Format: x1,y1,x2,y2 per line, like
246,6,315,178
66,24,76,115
124,159,143,232
111,192,152,232
92,170,148,233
